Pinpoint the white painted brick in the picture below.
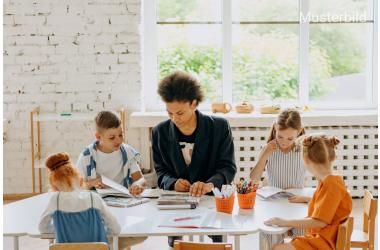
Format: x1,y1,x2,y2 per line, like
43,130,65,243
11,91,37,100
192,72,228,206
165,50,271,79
55,102,72,112
94,34,116,44
40,83,56,93
55,43,78,54
34,3,52,15
77,44,95,55
4,15,15,25
14,16,46,25
4,4,35,15
15,35,48,45
15,55,48,64
118,53,139,64
72,102,87,111
47,15,83,26
94,44,112,54
111,44,128,54
5,25,39,36
87,102,104,111
96,54,118,64
48,54,66,64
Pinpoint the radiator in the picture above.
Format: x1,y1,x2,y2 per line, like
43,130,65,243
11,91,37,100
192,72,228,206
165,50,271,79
233,125,378,197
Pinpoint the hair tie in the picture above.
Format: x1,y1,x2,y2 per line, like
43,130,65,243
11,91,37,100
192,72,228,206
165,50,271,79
51,160,69,171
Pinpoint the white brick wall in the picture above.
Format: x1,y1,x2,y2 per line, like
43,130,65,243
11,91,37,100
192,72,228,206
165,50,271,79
4,0,143,194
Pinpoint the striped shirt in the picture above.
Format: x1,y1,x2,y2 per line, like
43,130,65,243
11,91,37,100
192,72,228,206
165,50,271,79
265,146,306,189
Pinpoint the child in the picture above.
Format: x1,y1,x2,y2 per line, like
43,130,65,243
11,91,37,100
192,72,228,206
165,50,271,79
76,111,146,196
265,134,352,250
250,109,309,248
38,152,120,243
250,109,309,203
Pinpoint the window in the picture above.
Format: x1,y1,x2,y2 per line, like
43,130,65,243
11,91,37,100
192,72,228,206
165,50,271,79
143,0,377,110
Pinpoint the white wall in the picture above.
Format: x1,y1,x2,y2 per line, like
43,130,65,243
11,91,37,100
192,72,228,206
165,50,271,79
3,0,143,194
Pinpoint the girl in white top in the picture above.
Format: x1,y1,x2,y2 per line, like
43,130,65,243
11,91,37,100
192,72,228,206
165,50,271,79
250,109,310,202
250,109,311,249
39,152,120,240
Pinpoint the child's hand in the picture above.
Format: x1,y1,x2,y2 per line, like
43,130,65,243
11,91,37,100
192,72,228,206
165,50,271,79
264,217,289,227
263,139,277,155
87,178,106,189
288,195,311,203
129,184,145,196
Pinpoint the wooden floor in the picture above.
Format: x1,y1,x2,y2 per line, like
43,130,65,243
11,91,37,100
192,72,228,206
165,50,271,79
3,199,377,250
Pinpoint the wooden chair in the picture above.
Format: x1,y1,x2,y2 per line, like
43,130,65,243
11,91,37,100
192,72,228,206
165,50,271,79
173,241,233,250
336,217,354,250
351,190,378,250
49,242,109,250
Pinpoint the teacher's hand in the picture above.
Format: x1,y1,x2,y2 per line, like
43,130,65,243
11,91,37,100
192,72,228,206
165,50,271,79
189,182,214,197
174,178,191,192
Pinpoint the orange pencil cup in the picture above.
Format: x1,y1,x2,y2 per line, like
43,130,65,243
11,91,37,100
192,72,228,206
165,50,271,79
215,194,235,214
237,191,256,209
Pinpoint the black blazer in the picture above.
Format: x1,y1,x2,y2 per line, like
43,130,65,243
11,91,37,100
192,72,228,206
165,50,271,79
152,110,236,190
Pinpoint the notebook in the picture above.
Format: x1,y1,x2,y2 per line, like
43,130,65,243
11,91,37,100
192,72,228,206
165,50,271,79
256,186,315,199
97,175,161,198
157,193,201,210
103,196,150,208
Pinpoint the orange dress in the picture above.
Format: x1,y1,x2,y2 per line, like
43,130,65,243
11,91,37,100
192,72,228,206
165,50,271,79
291,175,352,250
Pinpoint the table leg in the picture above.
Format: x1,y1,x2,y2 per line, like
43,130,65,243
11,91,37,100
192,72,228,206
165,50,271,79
259,232,285,250
234,235,240,250
113,236,119,250
13,236,19,250
188,235,194,241
199,235,204,242
222,235,227,242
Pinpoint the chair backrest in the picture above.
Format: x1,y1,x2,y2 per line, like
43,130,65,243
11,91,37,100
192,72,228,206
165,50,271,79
336,217,354,250
173,241,232,250
362,189,378,247
49,242,109,250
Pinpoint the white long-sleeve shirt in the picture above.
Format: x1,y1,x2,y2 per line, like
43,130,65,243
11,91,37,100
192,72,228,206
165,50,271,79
38,190,120,235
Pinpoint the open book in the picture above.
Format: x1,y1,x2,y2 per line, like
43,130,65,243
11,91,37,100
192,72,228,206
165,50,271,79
158,213,221,229
257,186,315,199
97,175,161,198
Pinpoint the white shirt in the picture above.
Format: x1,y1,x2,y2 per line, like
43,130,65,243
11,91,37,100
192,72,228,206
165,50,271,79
38,190,120,235
76,145,141,185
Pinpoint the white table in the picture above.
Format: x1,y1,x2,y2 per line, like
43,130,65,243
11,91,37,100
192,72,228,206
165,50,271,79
4,191,308,250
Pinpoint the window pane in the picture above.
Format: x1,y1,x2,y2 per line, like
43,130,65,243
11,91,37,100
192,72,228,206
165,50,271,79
157,24,222,102
232,24,299,102
309,23,371,102
157,0,221,22
232,0,299,22
309,0,372,20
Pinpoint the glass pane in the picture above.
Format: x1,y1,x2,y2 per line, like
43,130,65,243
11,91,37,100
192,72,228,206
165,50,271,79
309,23,371,102
232,0,299,22
232,24,299,102
309,0,372,21
157,0,221,22
157,24,222,103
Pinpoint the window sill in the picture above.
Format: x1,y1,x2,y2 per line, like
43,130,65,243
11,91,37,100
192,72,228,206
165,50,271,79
129,109,378,128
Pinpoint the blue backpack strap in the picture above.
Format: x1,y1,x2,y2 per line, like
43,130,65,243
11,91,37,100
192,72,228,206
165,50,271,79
90,192,93,208
56,192,60,210
120,145,133,188
85,142,98,179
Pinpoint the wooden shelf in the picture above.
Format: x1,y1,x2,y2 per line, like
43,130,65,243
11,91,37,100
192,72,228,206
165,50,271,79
30,106,126,194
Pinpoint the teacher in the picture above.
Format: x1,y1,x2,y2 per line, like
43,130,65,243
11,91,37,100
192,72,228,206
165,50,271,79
152,71,236,196
152,71,237,247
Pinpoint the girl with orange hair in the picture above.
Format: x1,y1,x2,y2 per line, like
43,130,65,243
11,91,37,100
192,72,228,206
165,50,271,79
265,134,352,250
38,152,120,243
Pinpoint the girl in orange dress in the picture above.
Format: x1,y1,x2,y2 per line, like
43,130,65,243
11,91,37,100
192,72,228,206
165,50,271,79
264,134,352,250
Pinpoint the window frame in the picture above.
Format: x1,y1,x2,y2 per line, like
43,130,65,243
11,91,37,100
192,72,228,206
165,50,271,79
142,0,378,111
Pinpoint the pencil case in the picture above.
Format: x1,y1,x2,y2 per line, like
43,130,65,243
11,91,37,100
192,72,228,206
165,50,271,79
237,191,256,209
